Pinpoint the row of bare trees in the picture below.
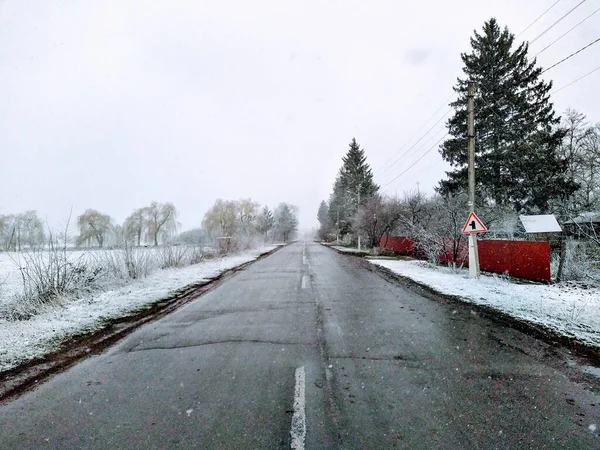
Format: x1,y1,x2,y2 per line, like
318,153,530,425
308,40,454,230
0,211,46,251
202,198,298,243
77,202,178,248
346,191,470,264
1,196,298,253
559,109,600,214
0,203,179,251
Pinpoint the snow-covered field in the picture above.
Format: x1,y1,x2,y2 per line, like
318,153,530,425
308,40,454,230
0,246,277,372
372,259,600,349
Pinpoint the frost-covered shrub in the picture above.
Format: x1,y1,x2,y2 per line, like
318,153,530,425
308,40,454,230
188,246,206,265
4,239,101,320
552,239,600,283
155,245,189,269
92,246,155,281
217,237,238,255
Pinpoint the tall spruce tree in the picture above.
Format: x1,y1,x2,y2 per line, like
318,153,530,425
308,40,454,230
256,205,274,240
328,138,379,236
274,203,298,242
317,200,331,239
439,18,577,213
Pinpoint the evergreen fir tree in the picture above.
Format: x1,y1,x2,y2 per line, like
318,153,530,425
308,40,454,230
317,200,330,239
256,206,274,240
275,204,298,242
328,138,379,235
439,18,577,213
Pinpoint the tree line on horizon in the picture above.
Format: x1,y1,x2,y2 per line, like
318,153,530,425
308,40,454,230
0,199,299,251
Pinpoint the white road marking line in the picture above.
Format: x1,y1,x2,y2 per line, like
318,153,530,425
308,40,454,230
301,274,309,289
302,255,307,265
290,366,306,449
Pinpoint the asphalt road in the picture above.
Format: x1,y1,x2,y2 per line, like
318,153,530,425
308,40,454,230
1,241,600,449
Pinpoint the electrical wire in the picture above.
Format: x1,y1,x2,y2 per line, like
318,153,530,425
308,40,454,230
534,5,600,57
516,0,563,38
375,93,455,174
381,133,449,188
378,0,592,190
530,0,588,44
551,64,600,94
378,108,453,175
541,36,600,73
477,2,592,97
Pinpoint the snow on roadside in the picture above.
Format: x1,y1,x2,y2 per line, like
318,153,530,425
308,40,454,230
330,246,367,254
371,259,600,349
0,246,277,372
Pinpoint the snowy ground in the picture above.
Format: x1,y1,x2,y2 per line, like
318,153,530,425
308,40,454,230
372,259,600,349
0,246,278,372
330,246,370,254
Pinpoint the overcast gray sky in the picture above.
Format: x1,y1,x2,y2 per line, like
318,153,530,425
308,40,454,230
1,0,599,231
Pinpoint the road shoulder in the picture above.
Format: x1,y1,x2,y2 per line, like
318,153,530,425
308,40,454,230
0,245,284,403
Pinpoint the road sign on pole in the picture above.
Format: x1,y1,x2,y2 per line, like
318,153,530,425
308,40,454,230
465,81,481,278
462,212,487,234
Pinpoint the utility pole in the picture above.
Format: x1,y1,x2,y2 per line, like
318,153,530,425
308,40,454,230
357,188,361,251
467,81,480,278
336,209,340,245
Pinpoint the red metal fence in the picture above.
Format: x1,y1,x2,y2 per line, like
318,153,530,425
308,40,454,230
477,239,550,282
379,234,551,282
379,235,414,254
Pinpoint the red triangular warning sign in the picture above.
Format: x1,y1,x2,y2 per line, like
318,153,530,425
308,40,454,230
462,212,487,234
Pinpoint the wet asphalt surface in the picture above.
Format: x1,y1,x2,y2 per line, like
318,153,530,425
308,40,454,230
1,241,599,449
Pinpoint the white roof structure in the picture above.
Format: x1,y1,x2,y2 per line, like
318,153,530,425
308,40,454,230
519,214,562,233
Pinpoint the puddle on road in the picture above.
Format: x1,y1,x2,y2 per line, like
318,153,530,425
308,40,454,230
567,359,600,379
581,365,600,378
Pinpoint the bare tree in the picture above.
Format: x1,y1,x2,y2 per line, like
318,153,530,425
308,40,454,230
146,202,177,247
0,212,45,251
396,190,432,235
237,198,259,236
202,199,238,237
77,209,113,248
559,110,600,212
0,215,7,250
579,124,600,211
0,214,18,251
19,211,46,249
112,224,124,247
354,195,404,248
124,208,147,246
402,193,469,268
560,212,600,282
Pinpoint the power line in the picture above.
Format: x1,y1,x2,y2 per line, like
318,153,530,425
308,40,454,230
541,36,600,73
375,93,454,174
381,133,449,188
489,4,597,87
378,108,452,175
517,0,563,38
380,125,449,178
534,5,600,57
551,64,600,94
530,0,588,45
379,0,589,192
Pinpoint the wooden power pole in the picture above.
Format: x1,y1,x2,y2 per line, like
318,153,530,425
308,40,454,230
467,81,480,278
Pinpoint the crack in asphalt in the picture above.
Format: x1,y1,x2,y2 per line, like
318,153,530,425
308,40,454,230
127,339,318,353
329,355,449,371
308,252,346,448
166,304,317,325
330,355,419,362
